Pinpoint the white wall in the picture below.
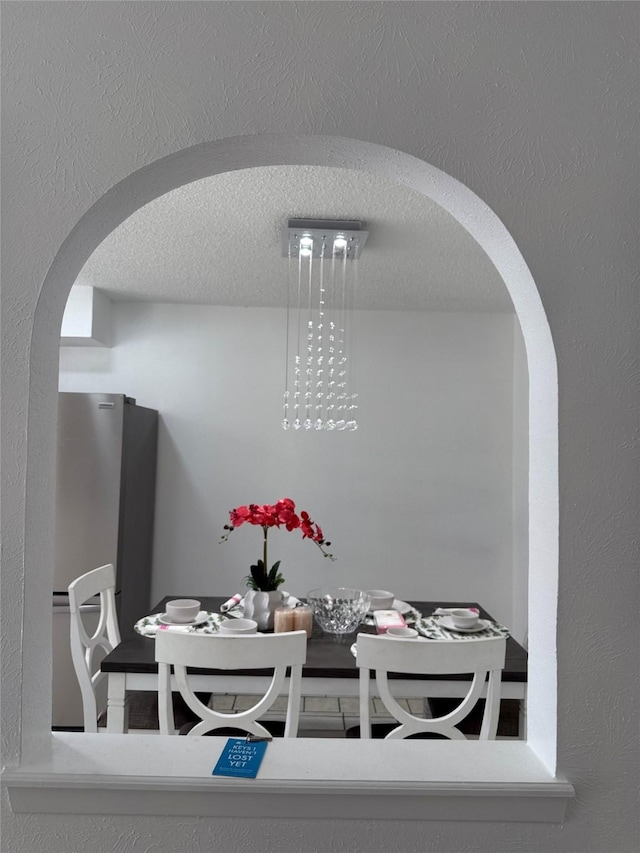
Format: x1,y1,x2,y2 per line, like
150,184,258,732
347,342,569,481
59,303,524,637
512,320,529,646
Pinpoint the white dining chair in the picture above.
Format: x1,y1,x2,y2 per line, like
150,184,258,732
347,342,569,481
68,563,122,733
155,630,308,738
354,633,506,740
68,563,178,733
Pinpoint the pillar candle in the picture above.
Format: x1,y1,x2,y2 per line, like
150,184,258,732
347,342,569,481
292,605,313,638
274,606,296,633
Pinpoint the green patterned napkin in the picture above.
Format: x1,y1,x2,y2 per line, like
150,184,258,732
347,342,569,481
134,611,224,637
415,616,510,640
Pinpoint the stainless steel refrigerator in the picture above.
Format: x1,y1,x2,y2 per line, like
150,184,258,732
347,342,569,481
52,392,158,728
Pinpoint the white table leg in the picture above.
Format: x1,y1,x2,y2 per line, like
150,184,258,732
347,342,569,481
519,686,528,740
106,672,128,733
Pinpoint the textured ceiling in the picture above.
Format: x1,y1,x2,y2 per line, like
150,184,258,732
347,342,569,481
79,165,513,312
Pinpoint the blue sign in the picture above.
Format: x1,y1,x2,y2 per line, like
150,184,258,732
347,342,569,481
212,738,269,779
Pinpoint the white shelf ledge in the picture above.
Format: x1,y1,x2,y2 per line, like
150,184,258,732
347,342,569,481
3,734,573,823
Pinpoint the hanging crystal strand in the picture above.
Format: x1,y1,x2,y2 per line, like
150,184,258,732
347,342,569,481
345,238,359,430
314,236,327,430
293,239,304,430
303,239,314,430
282,239,293,429
335,242,348,430
325,248,337,430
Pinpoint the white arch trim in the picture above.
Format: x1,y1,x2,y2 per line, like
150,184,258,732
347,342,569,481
23,135,558,777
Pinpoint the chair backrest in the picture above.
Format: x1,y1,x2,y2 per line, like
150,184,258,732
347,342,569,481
68,563,120,733
356,633,507,740
155,630,308,738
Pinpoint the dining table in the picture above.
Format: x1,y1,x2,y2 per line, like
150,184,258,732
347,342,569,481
101,596,528,735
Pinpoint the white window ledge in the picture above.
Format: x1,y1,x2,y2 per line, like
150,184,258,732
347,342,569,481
2,734,573,822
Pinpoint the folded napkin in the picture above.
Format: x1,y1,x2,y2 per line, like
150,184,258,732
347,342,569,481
157,623,201,633
220,593,244,613
432,607,479,616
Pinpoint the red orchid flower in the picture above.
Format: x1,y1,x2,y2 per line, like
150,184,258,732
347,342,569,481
220,498,335,590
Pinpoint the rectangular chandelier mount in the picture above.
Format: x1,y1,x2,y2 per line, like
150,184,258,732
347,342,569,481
282,219,368,260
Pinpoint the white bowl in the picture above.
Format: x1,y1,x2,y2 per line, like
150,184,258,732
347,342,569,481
450,608,479,629
386,627,418,639
365,589,395,610
219,618,258,635
165,598,202,623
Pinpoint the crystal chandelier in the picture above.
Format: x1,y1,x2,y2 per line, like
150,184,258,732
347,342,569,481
281,219,368,431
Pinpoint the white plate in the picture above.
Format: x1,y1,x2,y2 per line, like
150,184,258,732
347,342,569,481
159,611,209,627
438,616,490,634
368,599,413,615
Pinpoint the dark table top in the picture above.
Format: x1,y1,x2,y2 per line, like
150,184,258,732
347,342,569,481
102,597,527,683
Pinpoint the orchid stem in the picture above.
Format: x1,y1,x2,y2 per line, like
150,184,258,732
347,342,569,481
263,526,268,579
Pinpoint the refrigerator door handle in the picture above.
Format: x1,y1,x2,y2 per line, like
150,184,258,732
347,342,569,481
53,593,100,612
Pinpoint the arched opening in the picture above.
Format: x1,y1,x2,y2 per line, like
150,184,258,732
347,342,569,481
23,134,558,772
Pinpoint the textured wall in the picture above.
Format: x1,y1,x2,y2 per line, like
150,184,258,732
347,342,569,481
2,2,638,852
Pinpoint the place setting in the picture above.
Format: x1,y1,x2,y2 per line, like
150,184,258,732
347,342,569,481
360,589,421,626
134,599,226,637
415,607,511,640
345,589,425,657
133,596,308,638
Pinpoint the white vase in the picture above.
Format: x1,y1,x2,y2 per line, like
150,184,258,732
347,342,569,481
243,589,283,630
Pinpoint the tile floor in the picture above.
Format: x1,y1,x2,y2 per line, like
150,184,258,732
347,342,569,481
211,693,430,738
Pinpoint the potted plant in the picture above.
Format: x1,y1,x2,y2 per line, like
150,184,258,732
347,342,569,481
220,497,334,628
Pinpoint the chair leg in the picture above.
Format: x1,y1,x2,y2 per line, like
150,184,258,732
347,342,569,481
284,664,302,738
359,668,371,738
106,673,128,733
480,670,501,740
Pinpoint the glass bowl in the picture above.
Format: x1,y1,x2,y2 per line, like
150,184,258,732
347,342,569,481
306,587,371,634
